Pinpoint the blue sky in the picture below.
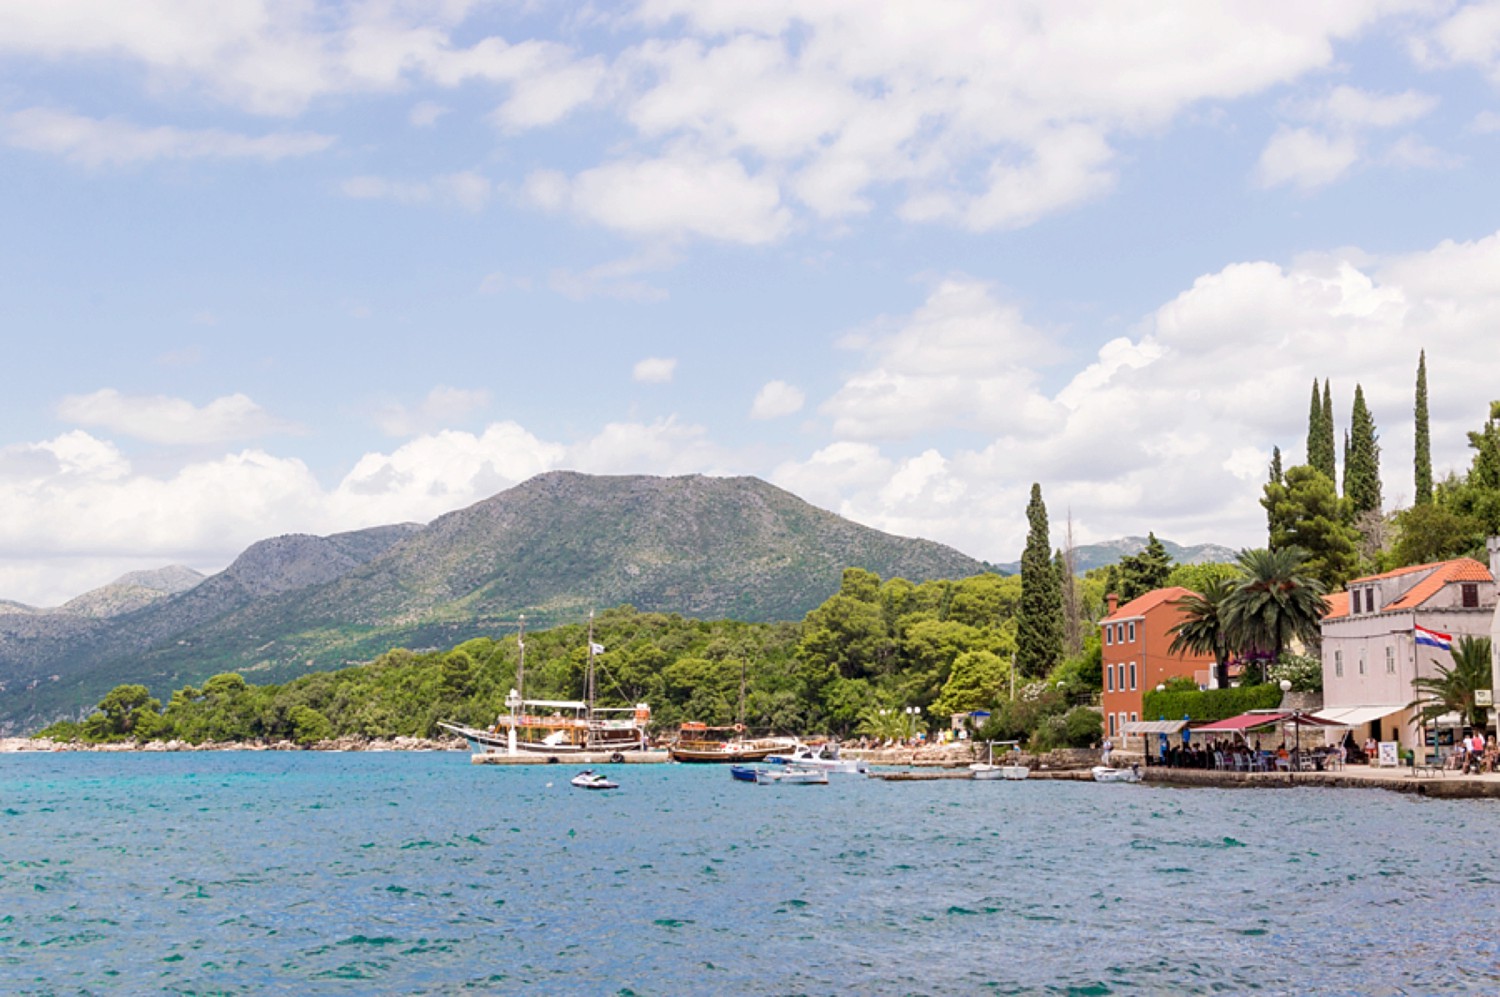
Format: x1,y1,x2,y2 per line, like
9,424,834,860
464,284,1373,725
5,1,1500,606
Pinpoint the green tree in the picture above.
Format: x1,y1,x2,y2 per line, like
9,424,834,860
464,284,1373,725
796,568,894,682
288,704,334,746
1344,383,1382,518
1262,464,1358,589
1408,635,1493,730
1166,577,1237,690
1390,501,1481,567
1016,483,1064,678
932,650,1010,717
1116,532,1174,600
82,684,164,742
1321,379,1337,484
1165,561,1241,594
1269,445,1283,486
1221,547,1329,666
1306,380,1333,479
1414,350,1432,505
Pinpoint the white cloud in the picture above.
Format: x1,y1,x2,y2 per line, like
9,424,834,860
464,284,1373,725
1421,0,1500,81
1255,126,1361,190
1293,86,1437,129
750,380,805,420
56,390,296,445
528,149,791,244
373,386,491,438
632,357,677,384
341,170,492,211
822,277,1060,440
1,107,333,167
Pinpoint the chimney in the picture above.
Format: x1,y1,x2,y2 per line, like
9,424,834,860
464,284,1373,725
1106,593,1118,615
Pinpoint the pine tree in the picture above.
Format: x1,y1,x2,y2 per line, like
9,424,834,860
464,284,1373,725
1117,532,1174,600
1346,383,1382,516
1414,350,1432,505
1015,483,1064,679
1269,446,1283,485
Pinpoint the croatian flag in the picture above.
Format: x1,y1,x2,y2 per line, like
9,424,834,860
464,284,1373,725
1414,624,1452,651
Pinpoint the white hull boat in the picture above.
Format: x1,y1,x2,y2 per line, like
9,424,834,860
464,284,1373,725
756,766,828,786
970,741,1028,780
766,742,868,774
1091,765,1142,784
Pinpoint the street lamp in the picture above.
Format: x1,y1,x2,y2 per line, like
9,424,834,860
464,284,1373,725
905,705,922,742
1279,679,1299,779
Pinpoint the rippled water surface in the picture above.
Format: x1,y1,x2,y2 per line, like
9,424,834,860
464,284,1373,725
3,752,1499,995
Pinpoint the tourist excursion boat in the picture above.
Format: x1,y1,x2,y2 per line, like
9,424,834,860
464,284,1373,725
766,741,869,774
1091,764,1143,783
970,741,1029,781
570,770,618,790
440,613,650,758
667,722,797,763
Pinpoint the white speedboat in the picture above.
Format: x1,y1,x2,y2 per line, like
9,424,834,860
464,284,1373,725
755,766,828,786
1091,764,1142,783
570,770,618,790
766,741,868,774
970,741,1029,780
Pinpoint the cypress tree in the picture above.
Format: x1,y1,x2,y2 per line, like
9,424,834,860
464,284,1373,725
1321,379,1337,484
1268,446,1283,485
1016,483,1064,679
1414,350,1432,505
1346,383,1382,516
1306,380,1324,471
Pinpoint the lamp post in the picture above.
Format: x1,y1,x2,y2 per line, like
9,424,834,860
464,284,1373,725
905,705,922,743
1280,679,1298,780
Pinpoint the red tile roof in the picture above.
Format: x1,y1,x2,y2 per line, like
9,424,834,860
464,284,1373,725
1103,585,1197,621
1382,558,1492,611
1321,590,1350,621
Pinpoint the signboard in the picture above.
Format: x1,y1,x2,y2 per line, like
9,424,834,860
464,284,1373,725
1377,741,1400,768
1476,689,1493,707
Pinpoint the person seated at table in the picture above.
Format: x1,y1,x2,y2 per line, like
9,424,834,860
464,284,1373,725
1275,744,1290,770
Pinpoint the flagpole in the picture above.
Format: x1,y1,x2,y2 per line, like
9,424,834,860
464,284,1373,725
587,609,596,727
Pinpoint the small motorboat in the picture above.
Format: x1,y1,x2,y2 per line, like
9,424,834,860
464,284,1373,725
970,741,1029,781
1091,764,1142,784
729,765,762,782
754,765,828,786
766,741,868,774
570,770,619,790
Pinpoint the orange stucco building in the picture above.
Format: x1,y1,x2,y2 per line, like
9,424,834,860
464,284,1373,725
1099,586,1217,740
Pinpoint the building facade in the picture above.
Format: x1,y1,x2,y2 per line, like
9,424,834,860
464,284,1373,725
1318,555,1497,751
1099,586,1217,740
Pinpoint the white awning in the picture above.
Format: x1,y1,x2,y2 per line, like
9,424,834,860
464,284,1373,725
1310,704,1406,726
1121,719,1188,735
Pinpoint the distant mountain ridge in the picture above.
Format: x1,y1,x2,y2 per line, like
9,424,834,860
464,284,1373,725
994,535,1238,575
0,472,984,732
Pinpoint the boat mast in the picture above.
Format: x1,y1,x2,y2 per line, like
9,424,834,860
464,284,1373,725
516,614,526,700
737,658,747,727
586,609,596,726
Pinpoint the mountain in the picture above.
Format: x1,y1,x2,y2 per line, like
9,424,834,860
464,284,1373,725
58,565,206,619
994,536,1238,575
0,472,985,732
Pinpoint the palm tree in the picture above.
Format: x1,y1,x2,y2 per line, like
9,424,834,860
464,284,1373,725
1408,635,1494,730
1167,577,1236,690
1221,547,1329,671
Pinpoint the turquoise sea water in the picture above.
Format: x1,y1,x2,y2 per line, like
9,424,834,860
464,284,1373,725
2,752,1498,996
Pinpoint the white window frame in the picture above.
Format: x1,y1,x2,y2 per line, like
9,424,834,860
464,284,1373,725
1334,650,1343,678
1129,661,1137,691
1128,621,1137,643
1106,664,1115,692
1385,645,1395,674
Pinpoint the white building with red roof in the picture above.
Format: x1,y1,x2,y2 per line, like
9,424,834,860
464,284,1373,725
1317,555,1497,751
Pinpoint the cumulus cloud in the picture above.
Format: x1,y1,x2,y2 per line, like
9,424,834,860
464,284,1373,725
527,149,791,244
822,277,1061,440
1256,127,1362,190
632,357,677,383
56,390,297,445
1,108,333,167
750,380,805,420
373,386,491,438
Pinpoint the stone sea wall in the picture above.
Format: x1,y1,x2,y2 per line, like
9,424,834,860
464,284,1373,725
0,735,466,753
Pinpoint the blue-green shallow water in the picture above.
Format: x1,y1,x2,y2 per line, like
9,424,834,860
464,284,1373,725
3,753,1498,996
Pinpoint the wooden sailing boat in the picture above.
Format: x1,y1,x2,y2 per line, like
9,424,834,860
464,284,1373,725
440,611,650,757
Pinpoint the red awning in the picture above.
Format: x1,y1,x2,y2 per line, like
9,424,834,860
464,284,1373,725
1193,710,1348,734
